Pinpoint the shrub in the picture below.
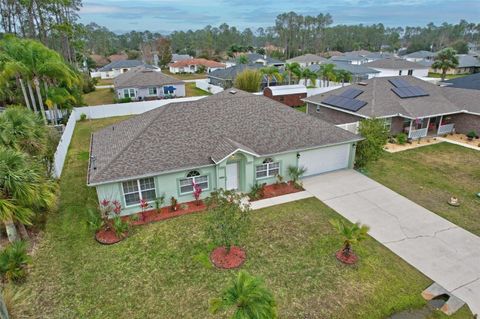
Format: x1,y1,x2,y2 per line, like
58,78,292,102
80,113,87,121
112,216,129,237
287,165,307,183
193,182,203,205
355,118,389,168
154,195,165,213
114,97,132,104
170,196,178,211
0,241,31,282
86,208,103,232
275,174,284,185
466,131,478,139
248,183,264,200
396,132,407,145
330,219,369,258
234,69,262,92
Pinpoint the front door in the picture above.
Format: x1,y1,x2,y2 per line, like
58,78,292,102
226,163,239,190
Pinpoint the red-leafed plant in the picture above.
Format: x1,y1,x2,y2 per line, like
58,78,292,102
140,199,149,221
193,181,203,206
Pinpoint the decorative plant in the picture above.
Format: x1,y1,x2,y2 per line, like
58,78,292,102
139,199,149,221
112,216,129,238
287,166,307,186
80,113,87,121
192,181,203,205
170,196,178,211
209,270,277,319
466,130,478,140
330,219,369,261
154,194,165,213
205,189,250,254
248,183,264,201
274,174,284,187
396,133,407,145
86,208,104,232
112,200,122,215
355,118,389,168
0,241,31,282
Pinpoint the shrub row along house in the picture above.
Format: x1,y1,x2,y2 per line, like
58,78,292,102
87,90,361,215
113,66,186,101
305,76,480,139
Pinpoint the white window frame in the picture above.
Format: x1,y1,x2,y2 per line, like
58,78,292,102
384,118,392,131
122,177,156,207
179,171,209,195
123,88,136,98
255,159,280,180
148,87,157,96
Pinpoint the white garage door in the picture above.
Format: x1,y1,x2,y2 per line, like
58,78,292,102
298,144,351,177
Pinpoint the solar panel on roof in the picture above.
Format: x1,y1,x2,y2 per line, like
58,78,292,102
391,86,429,98
389,78,410,88
322,95,367,112
339,88,363,99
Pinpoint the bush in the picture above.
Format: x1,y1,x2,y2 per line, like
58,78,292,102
248,183,264,200
355,118,389,168
287,165,307,183
81,73,96,94
86,208,103,232
234,69,262,92
112,216,129,237
396,133,407,145
466,131,478,139
114,97,132,104
0,241,31,283
80,113,87,121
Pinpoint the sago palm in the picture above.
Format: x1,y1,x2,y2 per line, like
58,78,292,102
330,219,369,257
209,271,277,319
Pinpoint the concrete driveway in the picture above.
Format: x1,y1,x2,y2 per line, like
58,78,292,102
302,169,480,315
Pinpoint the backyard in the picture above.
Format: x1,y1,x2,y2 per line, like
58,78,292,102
365,142,480,236
83,88,115,105
186,82,212,97
13,119,473,318
164,69,207,80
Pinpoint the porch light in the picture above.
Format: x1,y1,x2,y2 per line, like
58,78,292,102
296,152,300,159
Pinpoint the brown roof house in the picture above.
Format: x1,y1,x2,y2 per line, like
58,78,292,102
304,76,480,139
264,84,307,107
88,89,361,216
169,58,226,74
114,66,185,101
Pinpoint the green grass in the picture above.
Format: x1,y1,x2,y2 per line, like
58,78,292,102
428,72,468,79
14,120,473,318
95,78,114,85
185,82,212,97
164,69,207,80
83,88,115,106
295,104,307,113
365,142,480,236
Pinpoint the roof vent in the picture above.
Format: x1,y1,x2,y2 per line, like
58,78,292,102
90,156,97,170
358,82,368,86
229,90,237,94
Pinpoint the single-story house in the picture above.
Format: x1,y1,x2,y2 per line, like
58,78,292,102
304,76,480,139
364,52,394,63
207,64,276,89
403,50,436,63
171,54,193,63
363,58,429,77
92,60,160,79
309,62,380,83
113,66,185,101
330,54,368,65
169,58,226,74
263,84,307,107
286,54,328,67
431,54,480,75
226,53,285,68
88,90,361,216
443,72,480,90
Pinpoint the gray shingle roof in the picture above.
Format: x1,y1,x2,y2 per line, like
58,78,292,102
444,73,480,90
304,76,480,119
403,51,435,59
113,67,183,89
363,58,428,69
98,60,154,72
171,54,192,62
457,54,480,68
88,90,360,185
287,54,327,64
309,61,380,75
208,64,263,80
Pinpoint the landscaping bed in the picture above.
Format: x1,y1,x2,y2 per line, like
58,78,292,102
210,246,246,269
252,181,303,201
442,133,480,148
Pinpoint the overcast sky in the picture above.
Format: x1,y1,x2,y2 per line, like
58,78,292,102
79,0,480,34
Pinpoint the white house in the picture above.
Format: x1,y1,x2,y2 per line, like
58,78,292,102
91,60,160,79
363,58,429,77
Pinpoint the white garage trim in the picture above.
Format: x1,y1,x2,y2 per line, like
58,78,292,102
298,143,352,177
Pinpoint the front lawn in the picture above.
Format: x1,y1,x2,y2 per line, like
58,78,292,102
83,88,115,106
186,82,212,97
365,142,480,236
15,120,472,318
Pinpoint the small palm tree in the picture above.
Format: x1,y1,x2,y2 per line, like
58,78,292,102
260,66,283,87
285,62,301,84
287,165,307,184
319,63,337,87
330,219,369,258
300,68,318,87
432,47,459,81
335,70,352,86
209,271,277,319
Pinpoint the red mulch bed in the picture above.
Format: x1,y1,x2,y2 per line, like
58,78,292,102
210,246,246,269
95,228,127,245
335,250,358,265
124,199,207,226
255,181,303,201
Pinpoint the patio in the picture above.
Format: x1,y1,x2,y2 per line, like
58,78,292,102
403,115,455,139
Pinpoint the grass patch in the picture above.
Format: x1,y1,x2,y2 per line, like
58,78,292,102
295,104,307,113
428,72,468,79
163,69,207,80
14,120,472,318
185,82,212,97
96,78,114,85
83,88,115,106
365,142,480,235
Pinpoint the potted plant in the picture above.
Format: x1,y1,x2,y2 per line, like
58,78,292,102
170,196,178,211
330,219,369,265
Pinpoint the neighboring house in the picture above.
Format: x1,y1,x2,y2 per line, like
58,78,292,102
171,54,193,63
92,60,160,79
330,54,368,65
403,50,436,62
363,58,429,77
431,54,480,75
87,90,361,216
263,84,307,107
364,52,394,63
207,64,276,89
443,72,480,90
309,62,380,83
304,76,480,139
169,58,226,74
227,53,285,68
468,42,480,54
286,54,328,67
113,66,185,101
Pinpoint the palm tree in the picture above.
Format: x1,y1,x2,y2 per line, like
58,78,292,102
209,271,277,319
319,63,337,87
432,48,459,81
300,68,318,87
330,219,369,259
284,62,301,84
260,66,283,87
0,147,56,242
335,70,352,86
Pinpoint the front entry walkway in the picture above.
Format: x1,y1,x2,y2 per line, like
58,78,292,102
302,170,480,315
